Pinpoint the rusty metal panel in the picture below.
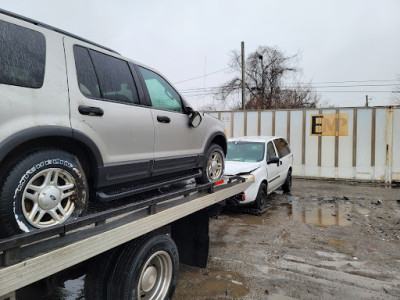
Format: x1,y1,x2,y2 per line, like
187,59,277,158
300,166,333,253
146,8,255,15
305,110,319,176
392,108,400,181
246,111,258,136
290,111,304,176
374,109,387,181
260,111,273,136
337,109,354,179
356,109,373,180
220,112,232,137
321,109,336,178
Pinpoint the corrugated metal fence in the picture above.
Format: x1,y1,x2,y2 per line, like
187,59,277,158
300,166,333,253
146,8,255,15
207,107,400,183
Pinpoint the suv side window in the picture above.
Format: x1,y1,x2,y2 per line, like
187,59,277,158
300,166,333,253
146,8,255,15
73,45,139,104
273,138,291,158
266,141,277,160
138,66,183,113
0,20,46,88
74,46,101,98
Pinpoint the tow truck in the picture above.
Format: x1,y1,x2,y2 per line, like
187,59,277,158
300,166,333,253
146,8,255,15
0,176,252,300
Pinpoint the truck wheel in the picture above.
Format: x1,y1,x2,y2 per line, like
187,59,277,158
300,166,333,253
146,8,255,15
282,169,292,193
0,150,88,237
107,234,179,300
197,144,225,184
253,182,267,211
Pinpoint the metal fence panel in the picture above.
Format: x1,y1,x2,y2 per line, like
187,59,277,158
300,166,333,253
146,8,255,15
205,107,399,183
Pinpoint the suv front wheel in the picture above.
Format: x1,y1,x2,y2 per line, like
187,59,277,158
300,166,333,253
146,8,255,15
0,150,88,238
197,144,225,184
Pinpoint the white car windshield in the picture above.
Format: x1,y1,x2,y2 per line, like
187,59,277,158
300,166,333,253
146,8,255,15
226,142,265,162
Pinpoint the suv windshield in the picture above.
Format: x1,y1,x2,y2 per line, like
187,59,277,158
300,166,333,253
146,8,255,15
226,142,265,162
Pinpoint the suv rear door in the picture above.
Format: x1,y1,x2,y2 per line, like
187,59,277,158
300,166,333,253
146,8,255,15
64,38,155,188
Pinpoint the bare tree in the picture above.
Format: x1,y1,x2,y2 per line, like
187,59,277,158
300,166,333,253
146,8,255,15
218,46,320,109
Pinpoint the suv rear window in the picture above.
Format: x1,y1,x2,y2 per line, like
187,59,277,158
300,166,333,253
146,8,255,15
73,45,139,104
0,20,46,88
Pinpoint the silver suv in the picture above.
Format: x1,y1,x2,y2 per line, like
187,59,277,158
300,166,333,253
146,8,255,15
0,9,226,237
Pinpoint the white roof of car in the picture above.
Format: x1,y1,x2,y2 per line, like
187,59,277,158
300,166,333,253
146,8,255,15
228,136,283,143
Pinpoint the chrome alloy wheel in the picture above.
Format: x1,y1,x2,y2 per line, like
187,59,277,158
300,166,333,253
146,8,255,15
206,151,223,180
21,168,76,228
137,250,173,300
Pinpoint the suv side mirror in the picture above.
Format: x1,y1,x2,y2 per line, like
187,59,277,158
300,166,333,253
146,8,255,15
267,156,280,165
189,111,202,128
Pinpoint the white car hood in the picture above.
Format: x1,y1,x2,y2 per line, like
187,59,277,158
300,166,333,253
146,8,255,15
224,161,261,176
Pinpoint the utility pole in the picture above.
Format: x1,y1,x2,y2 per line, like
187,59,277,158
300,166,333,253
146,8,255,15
365,95,369,107
241,41,245,110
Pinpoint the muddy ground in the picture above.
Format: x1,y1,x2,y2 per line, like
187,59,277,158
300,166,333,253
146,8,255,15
174,179,400,300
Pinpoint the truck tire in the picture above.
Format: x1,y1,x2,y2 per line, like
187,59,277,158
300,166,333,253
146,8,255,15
197,144,225,184
253,182,267,211
107,234,179,300
84,247,125,300
282,169,292,193
0,149,88,237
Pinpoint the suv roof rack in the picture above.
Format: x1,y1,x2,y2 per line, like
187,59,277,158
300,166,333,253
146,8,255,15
0,8,119,54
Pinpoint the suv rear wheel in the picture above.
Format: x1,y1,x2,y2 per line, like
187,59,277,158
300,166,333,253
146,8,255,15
0,149,88,237
197,144,224,184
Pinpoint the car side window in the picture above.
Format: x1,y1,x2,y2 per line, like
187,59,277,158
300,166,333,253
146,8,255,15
0,20,46,88
138,66,183,113
273,138,291,158
266,141,277,160
73,45,139,104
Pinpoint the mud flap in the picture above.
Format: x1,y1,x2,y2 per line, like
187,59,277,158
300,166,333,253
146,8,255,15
171,208,209,268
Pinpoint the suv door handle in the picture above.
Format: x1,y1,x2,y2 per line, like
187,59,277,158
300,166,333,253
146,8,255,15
78,105,104,116
157,115,170,123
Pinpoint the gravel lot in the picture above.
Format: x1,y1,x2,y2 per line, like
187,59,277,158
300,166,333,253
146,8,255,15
174,179,400,300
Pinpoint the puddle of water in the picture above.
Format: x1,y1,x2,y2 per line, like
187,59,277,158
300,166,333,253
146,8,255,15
290,200,352,227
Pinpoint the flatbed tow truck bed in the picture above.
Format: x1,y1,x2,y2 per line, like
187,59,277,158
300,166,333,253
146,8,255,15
0,176,252,299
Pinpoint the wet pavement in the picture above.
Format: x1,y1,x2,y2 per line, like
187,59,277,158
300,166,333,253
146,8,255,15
16,179,400,299
174,179,400,300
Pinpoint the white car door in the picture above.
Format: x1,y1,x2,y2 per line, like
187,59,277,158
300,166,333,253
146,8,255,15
266,141,281,193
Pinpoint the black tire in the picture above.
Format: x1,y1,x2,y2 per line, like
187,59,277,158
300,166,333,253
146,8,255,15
282,169,292,193
0,149,88,238
196,144,225,184
253,182,268,211
107,234,179,300
84,247,125,300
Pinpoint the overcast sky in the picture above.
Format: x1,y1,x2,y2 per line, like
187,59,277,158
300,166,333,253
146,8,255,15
2,0,399,109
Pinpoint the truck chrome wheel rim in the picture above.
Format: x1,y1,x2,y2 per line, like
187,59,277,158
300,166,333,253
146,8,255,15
21,168,76,228
207,151,223,180
138,250,172,300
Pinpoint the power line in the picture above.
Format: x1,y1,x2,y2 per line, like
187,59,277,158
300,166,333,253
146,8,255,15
174,67,232,84
301,79,399,85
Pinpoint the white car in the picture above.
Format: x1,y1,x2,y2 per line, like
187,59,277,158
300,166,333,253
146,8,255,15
224,136,293,210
